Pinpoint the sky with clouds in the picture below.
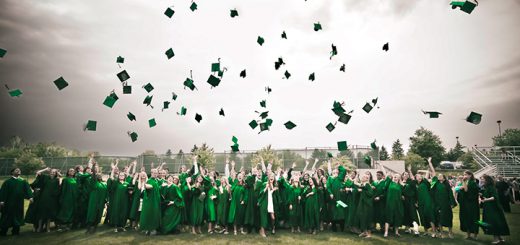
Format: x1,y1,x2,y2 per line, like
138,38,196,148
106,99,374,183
0,0,519,156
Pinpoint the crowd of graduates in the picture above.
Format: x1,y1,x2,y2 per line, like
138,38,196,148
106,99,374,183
0,155,512,244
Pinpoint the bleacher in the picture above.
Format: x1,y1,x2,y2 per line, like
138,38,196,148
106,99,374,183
472,146,520,178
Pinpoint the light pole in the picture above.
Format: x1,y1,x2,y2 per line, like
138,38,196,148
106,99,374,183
456,136,459,143
497,120,502,137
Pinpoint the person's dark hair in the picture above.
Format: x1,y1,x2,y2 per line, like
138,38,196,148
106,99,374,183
376,171,384,176
10,168,20,174
464,170,475,181
483,174,495,187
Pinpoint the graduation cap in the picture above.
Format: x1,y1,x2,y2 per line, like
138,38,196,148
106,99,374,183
53,76,69,90
127,112,136,121
281,31,287,39
231,144,240,152
165,48,175,59
337,113,352,124
332,101,346,116
340,64,346,72
330,44,338,59
219,108,225,116
117,70,130,82
143,83,154,93
123,85,132,94
274,57,285,70
466,111,482,125
84,120,97,131
128,131,138,142
266,118,273,127
314,22,322,31
190,1,198,11
143,95,153,108
326,122,336,132
171,92,178,100
178,106,187,115
283,70,291,79
260,100,266,108
258,111,269,119
327,152,334,158
364,156,371,166
382,42,389,52
164,7,175,18
5,85,22,97
183,70,197,91
422,110,442,118
211,61,220,72
207,75,221,88
149,118,157,128
249,120,258,129
370,140,377,150
259,122,270,133
265,87,272,94
309,72,315,81
337,141,348,151
230,9,239,18
195,113,202,123
451,0,477,14
162,101,170,111
362,103,373,113
372,97,378,105
240,69,246,78
0,48,6,58
103,91,119,108
116,56,125,64
476,220,491,230
284,121,296,130
257,36,265,46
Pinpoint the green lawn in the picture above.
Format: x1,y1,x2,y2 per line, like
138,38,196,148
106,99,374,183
0,176,518,244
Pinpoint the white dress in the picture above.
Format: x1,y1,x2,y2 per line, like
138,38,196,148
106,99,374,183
267,189,274,213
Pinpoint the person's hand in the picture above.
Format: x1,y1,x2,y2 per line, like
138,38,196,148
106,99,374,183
330,194,334,199
298,196,301,201
401,196,405,200
427,157,432,163
29,198,34,204
374,197,380,201
289,204,293,210
240,200,244,205
292,162,296,169
407,164,412,172
168,201,174,206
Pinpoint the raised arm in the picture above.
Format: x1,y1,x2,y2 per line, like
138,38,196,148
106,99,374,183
303,160,309,173
225,157,230,178
311,158,319,171
87,154,94,169
192,155,199,175
36,167,50,176
260,156,266,173
327,159,332,175
427,157,435,178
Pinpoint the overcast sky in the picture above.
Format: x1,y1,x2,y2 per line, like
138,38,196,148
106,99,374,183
1,0,519,156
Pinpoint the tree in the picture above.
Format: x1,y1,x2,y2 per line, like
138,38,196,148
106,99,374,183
391,139,405,160
165,149,173,158
278,150,305,170
14,151,46,175
251,145,282,169
404,152,426,174
458,152,478,169
445,141,465,162
310,149,328,163
191,143,216,170
380,146,389,160
493,128,520,146
409,127,446,167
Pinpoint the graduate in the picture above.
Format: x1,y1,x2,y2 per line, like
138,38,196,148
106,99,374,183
318,175,331,232
205,177,218,234
356,172,374,238
216,176,231,234
85,162,107,234
344,170,360,234
373,170,389,232
33,167,60,233
140,168,162,235
459,170,480,240
327,160,347,232
416,157,437,237
243,164,258,233
303,176,320,234
384,173,404,238
228,172,247,235
56,168,79,231
430,161,456,239
74,157,94,229
495,176,511,213
401,166,420,235
161,175,185,234
188,172,206,234
0,168,34,236
265,172,279,235
282,162,302,233
109,170,130,232
480,174,510,244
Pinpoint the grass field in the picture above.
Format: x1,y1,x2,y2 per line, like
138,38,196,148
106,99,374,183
0,176,518,245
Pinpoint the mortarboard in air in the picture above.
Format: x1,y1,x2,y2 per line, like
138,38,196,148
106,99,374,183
195,113,202,123
0,48,6,58
327,152,334,158
284,121,296,130
164,7,175,18
211,61,220,72
123,85,132,94
183,70,197,90
172,92,178,100
249,120,258,129
149,118,157,128
337,113,352,125
231,143,240,152
165,48,175,59
281,31,287,39
364,156,371,166
309,72,315,81
103,91,119,108
370,140,377,150
466,111,482,125
219,108,225,116
266,118,273,127
382,42,389,52
230,9,239,18
330,44,338,59
314,22,322,31
117,70,130,82
143,83,154,93
178,106,187,115
265,87,272,94
116,56,125,64
207,74,221,88
260,100,266,108
337,141,348,151
422,110,442,118
8,89,23,97
450,0,477,14
232,136,238,144
372,97,378,105
258,111,269,119
259,122,270,133
326,122,336,132
84,120,97,131
128,131,138,142
143,95,153,108
162,101,170,111
284,70,291,79
257,36,265,46
274,57,285,70
190,1,198,11
340,64,346,72
53,76,69,90
332,101,346,116
240,69,246,78
362,102,373,113
217,68,227,78
127,112,136,121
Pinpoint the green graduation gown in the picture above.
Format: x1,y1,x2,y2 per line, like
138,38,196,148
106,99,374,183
0,177,33,229
36,175,60,222
205,186,218,223
402,179,419,227
161,184,185,234
373,177,389,228
431,177,455,228
216,185,230,226
85,179,107,226
327,166,347,221
481,185,510,236
189,185,205,226
74,173,91,226
228,184,247,225
356,183,374,231
140,178,161,230
243,175,257,226
459,179,480,234
56,177,78,224
303,186,320,230
344,180,359,228
385,181,404,227
417,179,434,229
109,180,129,227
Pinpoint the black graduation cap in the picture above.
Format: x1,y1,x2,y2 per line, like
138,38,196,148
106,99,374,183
330,44,338,59
143,83,154,93
265,87,272,94
422,110,442,118
337,141,348,151
172,92,178,100
230,9,239,18
207,74,221,88
259,122,270,133
178,106,187,116
258,111,269,119
162,101,170,111
364,155,371,166
249,120,258,129
466,111,482,125
370,140,377,150
362,103,373,113
240,69,246,78
326,122,336,132
143,95,153,108
382,42,389,52
190,1,198,11
372,97,378,105
195,113,202,123
275,57,285,70
283,70,291,79
332,101,346,116
116,56,125,64
123,85,132,94
309,73,315,81
164,7,175,18
231,144,240,152
281,31,287,39
165,48,175,59
314,22,322,31
183,70,197,91
451,0,478,14
337,113,352,124
127,112,136,121
257,36,265,46
117,70,130,82
340,64,346,72
219,108,225,116
284,121,296,130
0,48,6,58
53,76,69,90
260,100,266,108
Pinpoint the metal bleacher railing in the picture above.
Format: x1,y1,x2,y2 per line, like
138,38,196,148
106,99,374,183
473,146,520,178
